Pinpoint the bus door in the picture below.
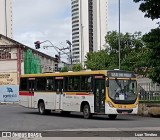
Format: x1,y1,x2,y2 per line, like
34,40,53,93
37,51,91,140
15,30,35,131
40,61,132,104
55,77,64,110
28,78,35,108
94,76,105,113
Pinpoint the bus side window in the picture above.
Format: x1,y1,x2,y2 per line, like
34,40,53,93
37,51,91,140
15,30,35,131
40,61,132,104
64,77,68,92
67,76,80,91
20,78,28,91
81,76,92,91
87,84,92,91
46,77,54,91
36,78,46,91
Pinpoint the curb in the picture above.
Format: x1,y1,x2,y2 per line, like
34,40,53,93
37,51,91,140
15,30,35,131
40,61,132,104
0,102,18,105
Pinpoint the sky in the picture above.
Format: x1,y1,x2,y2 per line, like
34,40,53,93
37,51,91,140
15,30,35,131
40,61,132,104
12,0,159,61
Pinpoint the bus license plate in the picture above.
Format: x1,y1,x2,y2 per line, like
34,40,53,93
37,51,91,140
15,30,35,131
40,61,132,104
122,112,128,114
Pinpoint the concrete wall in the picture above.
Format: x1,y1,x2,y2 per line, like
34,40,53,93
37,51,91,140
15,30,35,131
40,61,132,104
0,60,17,72
138,103,160,116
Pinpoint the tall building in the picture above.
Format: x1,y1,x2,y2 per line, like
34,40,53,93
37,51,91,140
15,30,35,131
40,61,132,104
71,0,108,64
0,0,13,38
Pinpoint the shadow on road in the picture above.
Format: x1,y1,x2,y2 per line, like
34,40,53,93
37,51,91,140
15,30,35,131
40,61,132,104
18,110,136,121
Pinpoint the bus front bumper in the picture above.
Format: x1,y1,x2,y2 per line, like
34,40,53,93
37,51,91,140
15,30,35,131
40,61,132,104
105,103,138,115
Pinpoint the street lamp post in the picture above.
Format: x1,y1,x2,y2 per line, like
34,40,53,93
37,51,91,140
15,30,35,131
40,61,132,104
66,40,72,65
34,40,73,71
34,40,61,71
118,0,121,70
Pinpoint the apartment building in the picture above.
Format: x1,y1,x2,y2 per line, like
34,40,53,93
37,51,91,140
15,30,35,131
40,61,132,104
71,0,108,64
0,0,13,38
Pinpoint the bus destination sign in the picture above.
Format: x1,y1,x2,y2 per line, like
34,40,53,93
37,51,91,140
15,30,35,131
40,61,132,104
108,72,135,78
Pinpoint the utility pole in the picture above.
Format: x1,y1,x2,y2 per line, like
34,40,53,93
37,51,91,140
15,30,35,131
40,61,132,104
118,0,121,70
66,40,72,65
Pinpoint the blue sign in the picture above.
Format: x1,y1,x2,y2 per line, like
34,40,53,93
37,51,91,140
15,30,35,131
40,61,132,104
0,85,19,102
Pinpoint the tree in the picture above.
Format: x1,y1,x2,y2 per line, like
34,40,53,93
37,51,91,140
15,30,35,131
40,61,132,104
72,63,83,71
60,66,68,72
142,28,160,84
105,31,145,73
133,0,160,20
134,0,160,83
85,50,112,70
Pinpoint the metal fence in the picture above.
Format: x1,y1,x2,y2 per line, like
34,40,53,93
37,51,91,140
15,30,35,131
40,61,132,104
138,80,160,102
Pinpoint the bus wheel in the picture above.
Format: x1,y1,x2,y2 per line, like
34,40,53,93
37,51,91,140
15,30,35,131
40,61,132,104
108,114,117,120
38,102,46,115
83,104,92,119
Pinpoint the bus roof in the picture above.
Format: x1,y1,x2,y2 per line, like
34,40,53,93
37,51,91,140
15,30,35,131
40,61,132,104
20,70,107,78
20,70,136,78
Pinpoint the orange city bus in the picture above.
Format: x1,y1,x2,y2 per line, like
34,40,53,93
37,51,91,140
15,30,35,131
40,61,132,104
19,70,138,119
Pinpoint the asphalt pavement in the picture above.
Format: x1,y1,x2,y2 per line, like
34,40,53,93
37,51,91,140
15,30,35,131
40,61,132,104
0,104,160,140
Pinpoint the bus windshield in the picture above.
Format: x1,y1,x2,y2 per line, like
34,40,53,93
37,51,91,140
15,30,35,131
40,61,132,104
108,79,137,104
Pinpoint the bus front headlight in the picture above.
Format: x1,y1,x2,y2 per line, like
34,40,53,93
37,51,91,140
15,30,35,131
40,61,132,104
108,101,114,108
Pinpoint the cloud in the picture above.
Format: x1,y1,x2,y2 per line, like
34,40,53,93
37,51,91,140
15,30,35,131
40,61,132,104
108,0,158,34
13,0,71,56
12,0,159,63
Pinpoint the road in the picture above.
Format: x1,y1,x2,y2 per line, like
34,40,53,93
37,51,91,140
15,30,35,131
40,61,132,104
0,104,160,132
0,104,160,131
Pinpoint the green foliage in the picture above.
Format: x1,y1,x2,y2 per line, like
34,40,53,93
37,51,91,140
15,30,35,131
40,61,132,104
60,66,68,72
72,63,83,71
133,0,160,20
24,49,42,74
105,31,146,73
142,28,160,84
85,50,112,70
85,31,152,76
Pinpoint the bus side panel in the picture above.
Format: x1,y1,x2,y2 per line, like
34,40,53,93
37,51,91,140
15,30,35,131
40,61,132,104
62,94,94,113
34,92,55,110
19,91,34,108
19,95,29,107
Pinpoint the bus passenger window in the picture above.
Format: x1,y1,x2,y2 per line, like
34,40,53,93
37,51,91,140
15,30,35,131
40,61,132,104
81,76,93,91
36,78,46,91
68,76,80,91
20,78,28,91
46,78,54,91
87,84,92,91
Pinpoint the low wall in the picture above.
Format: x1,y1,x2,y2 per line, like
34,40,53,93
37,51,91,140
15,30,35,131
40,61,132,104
138,103,160,116
0,85,19,102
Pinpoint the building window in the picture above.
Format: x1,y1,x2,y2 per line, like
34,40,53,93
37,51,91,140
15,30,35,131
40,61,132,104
72,16,79,20
72,24,79,28
72,4,79,9
0,48,11,60
72,20,79,24
72,28,79,32
72,44,79,47
72,32,79,36
72,0,79,5
72,12,79,16
72,36,79,40
72,48,79,51
72,56,79,59
73,52,79,55
72,8,79,13
72,40,79,43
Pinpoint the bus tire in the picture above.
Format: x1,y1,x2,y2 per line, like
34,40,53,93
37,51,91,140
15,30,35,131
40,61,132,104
38,102,46,115
46,109,51,114
108,114,117,120
83,104,92,119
